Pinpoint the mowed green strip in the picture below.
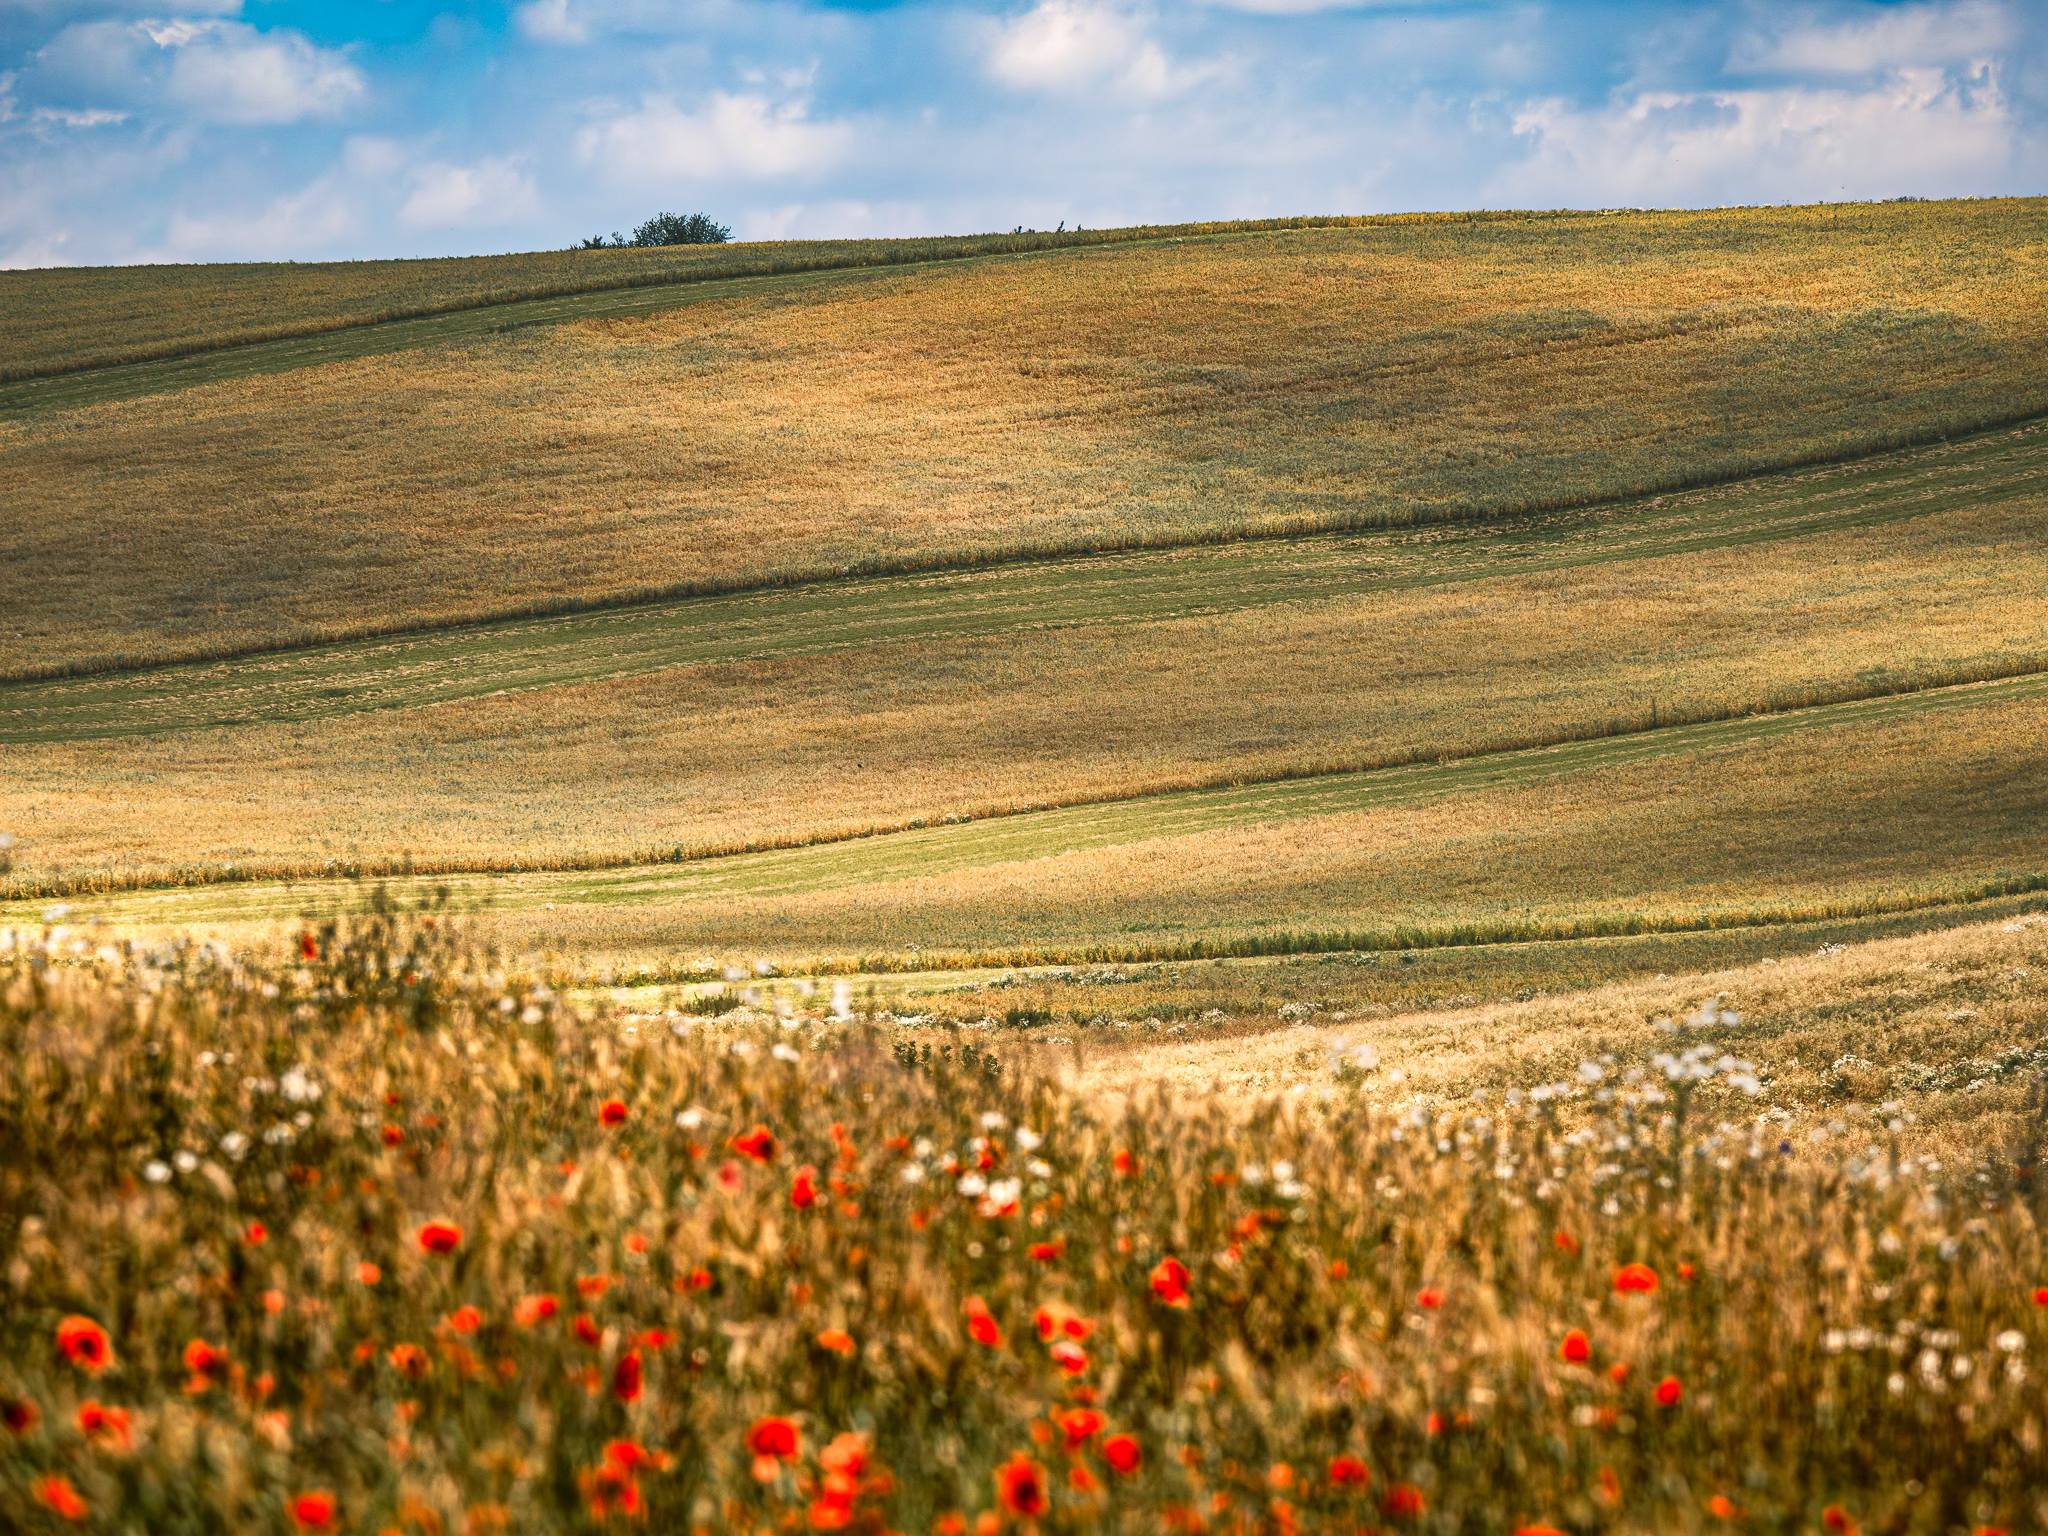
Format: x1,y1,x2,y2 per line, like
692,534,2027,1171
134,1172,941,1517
4,420,2038,744
17,668,2045,931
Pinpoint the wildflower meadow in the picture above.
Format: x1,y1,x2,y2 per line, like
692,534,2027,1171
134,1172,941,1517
2,908,2044,1534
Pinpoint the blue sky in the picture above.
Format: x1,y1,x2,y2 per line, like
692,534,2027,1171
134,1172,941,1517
0,0,2040,266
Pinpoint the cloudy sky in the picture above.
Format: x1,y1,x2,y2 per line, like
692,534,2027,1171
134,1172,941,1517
0,0,2040,267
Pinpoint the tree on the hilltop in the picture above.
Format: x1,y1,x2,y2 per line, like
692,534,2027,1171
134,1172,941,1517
577,211,732,249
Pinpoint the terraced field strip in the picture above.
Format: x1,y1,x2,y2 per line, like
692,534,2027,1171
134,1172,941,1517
6,419,2039,745
17,667,2046,931
0,226,1350,417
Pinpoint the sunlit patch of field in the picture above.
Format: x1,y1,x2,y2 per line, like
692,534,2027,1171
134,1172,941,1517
5,434,2043,893
15,684,2044,981
4,200,2042,675
1059,910,2048,1155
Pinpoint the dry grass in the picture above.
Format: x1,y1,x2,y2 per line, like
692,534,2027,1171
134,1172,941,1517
1064,910,2048,1159
6,469,2044,890
3,201,2042,675
3,909,2046,1533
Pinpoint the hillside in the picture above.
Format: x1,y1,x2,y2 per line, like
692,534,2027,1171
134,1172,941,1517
5,194,2046,1535
2,200,2043,678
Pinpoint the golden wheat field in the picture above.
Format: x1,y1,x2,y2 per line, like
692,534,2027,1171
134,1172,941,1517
5,193,2048,1536
4,201,2044,675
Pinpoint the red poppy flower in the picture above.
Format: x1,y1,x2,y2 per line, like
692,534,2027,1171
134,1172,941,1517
1057,1408,1105,1446
748,1416,801,1460
389,1343,428,1378
791,1167,820,1210
1560,1329,1591,1364
611,1348,643,1404
2,1396,37,1435
183,1338,228,1377
1049,1339,1090,1375
1029,1240,1066,1263
964,1296,1003,1348
417,1220,463,1255
1514,1527,1568,1536
1150,1256,1191,1308
574,1314,603,1347
1103,1434,1141,1475
816,1328,856,1357
1328,1455,1371,1488
1034,1303,1093,1342
1613,1263,1660,1295
599,1099,629,1128
1383,1485,1426,1518
515,1293,559,1326
1553,1230,1580,1254
605,1439,662,1471
997,1453,1049,1517
36,1475,88,1522
1113,1149,1139,1176
356,1262,382,1287
1708,1496,1741,1520
730,1125,779,1162
56,1316,112,1374
820,1432,869,1477
381,1123,404,1147
2034,1287,2048,1307
298,931,319,961
77,1400,131,1451
1822,1508,1858,1536
290,1491,337,1531
1654,1376,1683,1407
446,1306,483,1335
1415,1287,1445,1310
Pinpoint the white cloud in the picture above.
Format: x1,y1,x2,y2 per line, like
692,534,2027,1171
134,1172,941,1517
986,0,1218,99
1194,0,1409,11
30,104,125,127
1500,63,2018,206
1733,0,2013,77
400,156,541,229
514,0,588,45
0,1,238,16
0,229,74,269
161,22,364,124
576,91,853,181
30,18,363,126
160,172,359,258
